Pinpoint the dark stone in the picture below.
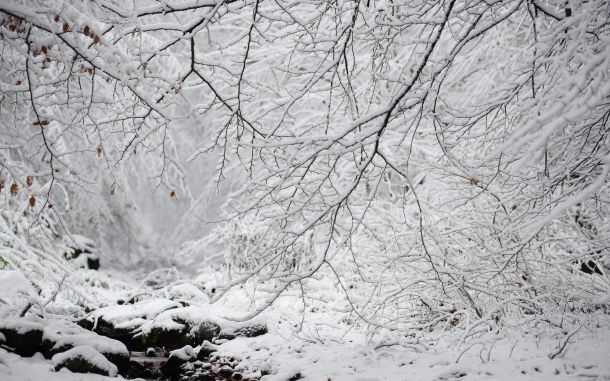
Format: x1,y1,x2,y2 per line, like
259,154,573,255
196,341,217,361
197,371,215,381
288,373,303,381
77,318,94,331
218,365,234,378
105,351,130,375
196,321,221,342
87,256,100,270
580,260,603,275
160,353,189,378
126,359,156,379
0,322,43,357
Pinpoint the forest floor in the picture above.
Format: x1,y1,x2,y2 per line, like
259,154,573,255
1,268,609,381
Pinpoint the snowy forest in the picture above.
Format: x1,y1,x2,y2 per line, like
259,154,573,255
1,0,609,380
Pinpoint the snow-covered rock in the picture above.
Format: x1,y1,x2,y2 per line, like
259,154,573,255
42,320,129,373
0,318,44,357
160,344,196,377
197,340,218,360
81,298,182,349
52,345,118,376
139,304,268,348
167,283,209,303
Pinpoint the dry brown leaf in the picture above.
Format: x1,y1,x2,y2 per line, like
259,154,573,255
29,196,36,207
26,176,33,187
10,183,18,196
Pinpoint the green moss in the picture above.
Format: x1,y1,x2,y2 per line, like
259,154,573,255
0,255,10,269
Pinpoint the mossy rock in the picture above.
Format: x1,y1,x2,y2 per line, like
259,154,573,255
196,321,221,343
218,323,267,341
141,326,193,350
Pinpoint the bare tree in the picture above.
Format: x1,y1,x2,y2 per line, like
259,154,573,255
1,0,608,333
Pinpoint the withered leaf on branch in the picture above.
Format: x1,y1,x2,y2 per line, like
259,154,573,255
29,196,36,207
469,177,480,186
170,191,176,198
26,176,33,187
33,119,49,126
10,183,18,196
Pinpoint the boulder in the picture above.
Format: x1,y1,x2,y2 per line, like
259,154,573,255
0,319,44,356
161,345,196,378
196,341,218,360
42,324,130,374
196,321,221,342
141,325,193,349
126,359,157,379
218,323,267,341
52,345,118,376
83,317,143,350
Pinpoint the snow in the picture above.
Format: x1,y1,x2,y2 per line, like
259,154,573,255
89,298,181,328
66,235,96,251
138,303,267,338
215,325,610,381
166,283,210,303
0,348,121,381
0,270,36,316
170,344,196,361
43,320,128,355
51,345,118,377
0,318,44,334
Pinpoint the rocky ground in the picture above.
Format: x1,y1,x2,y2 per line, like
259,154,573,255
1,293,269,380
1,269,610,381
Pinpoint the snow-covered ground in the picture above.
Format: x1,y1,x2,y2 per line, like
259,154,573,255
1,268,609,381
2,322,610,381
